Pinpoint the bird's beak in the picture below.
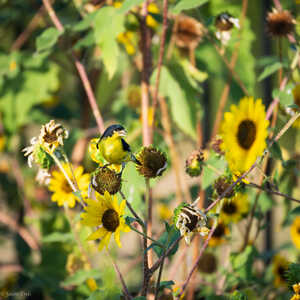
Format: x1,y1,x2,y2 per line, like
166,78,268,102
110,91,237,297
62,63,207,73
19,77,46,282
118,129,127,137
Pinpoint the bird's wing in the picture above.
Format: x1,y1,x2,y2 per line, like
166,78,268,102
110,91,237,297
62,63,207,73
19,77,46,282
121,138,131,152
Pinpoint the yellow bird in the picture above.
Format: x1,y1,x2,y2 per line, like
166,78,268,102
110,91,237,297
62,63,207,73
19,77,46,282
97,124,140,168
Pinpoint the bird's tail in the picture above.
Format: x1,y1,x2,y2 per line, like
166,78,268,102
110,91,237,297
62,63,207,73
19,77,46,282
131,153,141,165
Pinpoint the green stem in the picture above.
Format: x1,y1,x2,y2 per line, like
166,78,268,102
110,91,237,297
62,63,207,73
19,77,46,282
129,225,164,248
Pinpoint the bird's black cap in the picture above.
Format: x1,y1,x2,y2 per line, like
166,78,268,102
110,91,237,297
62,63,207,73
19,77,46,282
99,124,126,141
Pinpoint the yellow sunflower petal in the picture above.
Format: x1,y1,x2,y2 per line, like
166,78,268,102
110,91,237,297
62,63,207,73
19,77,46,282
114,228,122,248
87,227,107,241
98,232,112,251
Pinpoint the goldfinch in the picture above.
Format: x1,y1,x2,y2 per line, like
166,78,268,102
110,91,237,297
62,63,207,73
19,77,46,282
97,124,140,167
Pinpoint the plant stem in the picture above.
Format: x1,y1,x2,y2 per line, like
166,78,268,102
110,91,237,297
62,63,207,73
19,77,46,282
177,224,217,298
119,190,145,227
210,0,249,139
106,249,132,300
151,0,168,143
129,225,164,247
42,0,105,134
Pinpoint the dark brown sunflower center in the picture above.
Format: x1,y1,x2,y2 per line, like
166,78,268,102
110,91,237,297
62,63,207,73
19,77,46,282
297,226,300,234
237,119,256,150
43,131,58,143
222,202,237,215
102,209,119,232
213,224,225,238
277,266,286,280
182,208,199,231
62,179,73,193
294,95,300,108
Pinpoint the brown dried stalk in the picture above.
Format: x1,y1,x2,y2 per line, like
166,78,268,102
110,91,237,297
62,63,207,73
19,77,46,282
42,0,105,133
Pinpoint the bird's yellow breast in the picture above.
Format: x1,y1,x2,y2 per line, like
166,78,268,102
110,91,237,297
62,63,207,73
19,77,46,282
99,133,130,164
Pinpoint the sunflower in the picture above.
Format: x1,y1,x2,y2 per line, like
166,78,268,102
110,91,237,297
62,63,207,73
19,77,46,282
81,191,130,251
272,254,289,287
49,164,89,208
208,221,230,247
220,97,269,174
219,193,249,224
290,217,300,250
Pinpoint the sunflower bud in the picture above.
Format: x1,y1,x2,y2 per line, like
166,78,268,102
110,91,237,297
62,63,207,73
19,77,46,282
91,166,122,195
214,176,235,198
185,150,205,177
198,252,217,274
136,146,167,178
211,136,225,156
174,202,209,244
266,8,296,37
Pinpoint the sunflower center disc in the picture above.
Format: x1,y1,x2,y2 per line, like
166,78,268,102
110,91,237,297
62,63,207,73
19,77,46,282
102,209,120,232
277,266,286,281
213,224,225,238
222,202,237,215
237,119,256,150
62,179,73,193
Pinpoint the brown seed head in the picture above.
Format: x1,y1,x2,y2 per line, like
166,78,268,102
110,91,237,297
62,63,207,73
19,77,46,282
174,15,205,49
214,176,235,198
266,8,295,37
198,252,217,274
136,146,167,178
91,166,122,195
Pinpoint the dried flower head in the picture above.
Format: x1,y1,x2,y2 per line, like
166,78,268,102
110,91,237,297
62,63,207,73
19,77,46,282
22,137,39,168
211,136,225,155
136,146,167,178
198,252,217,274
266,8,295,37
22,138,53,169
91,166,122,195
39,120,68,153
174,201,209,244
215,12,239,45
214,176,235,198
185,149,205,177
174,15,205,49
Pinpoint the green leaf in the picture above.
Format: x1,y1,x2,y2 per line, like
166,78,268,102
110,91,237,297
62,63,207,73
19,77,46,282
159,280,175,291
101,38,120,80
272,85,294,107
86,291,102,300
258,62,282,82
202,153,226,190
36,27,62,52
258,192,274,213
0,53,60,133
118,0,144,14
152,225,180,257
42,232,74,243
230,245,257,280
62,269,102,286
93,7,124,79
133,297,147,300
151,66,196,139
171,0,209,14
229,290,248,300
269,141,283,161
